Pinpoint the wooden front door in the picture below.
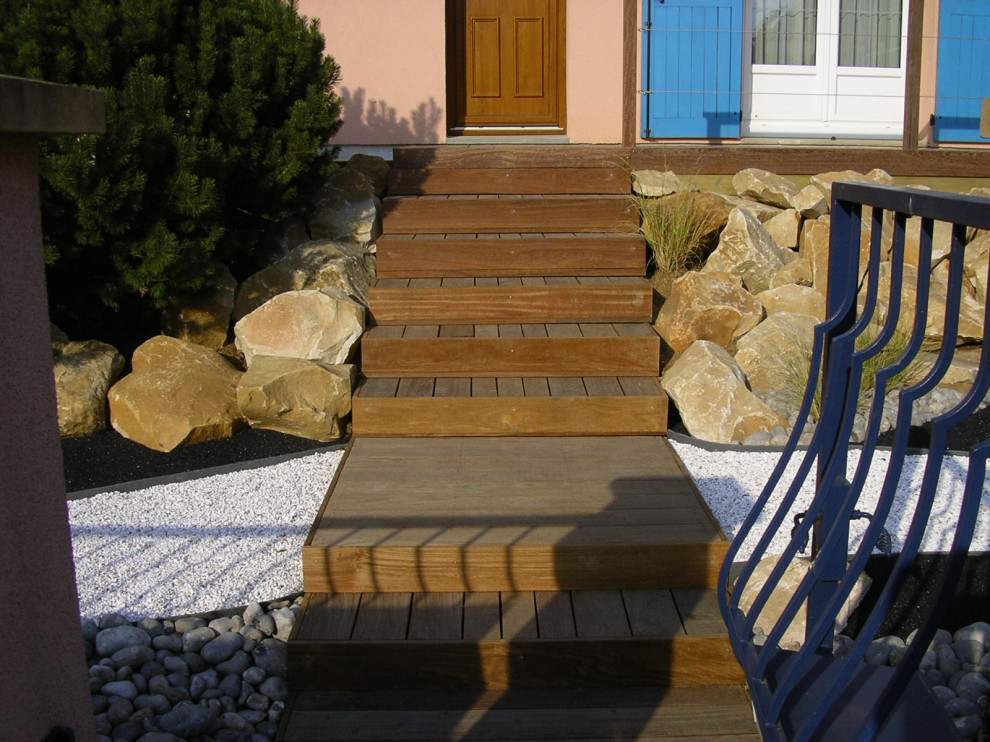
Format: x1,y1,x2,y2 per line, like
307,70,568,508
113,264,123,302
449,0,566,134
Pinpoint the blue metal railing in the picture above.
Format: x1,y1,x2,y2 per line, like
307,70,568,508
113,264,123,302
719,182,990,742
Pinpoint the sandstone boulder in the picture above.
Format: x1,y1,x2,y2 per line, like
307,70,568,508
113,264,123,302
655,271,763,353
233,239,375,321
732,168,800,210
757,285,826,322
55,340,126,437
632,170,699,198
661,341,789,444
108,337,245,452
771,257,814,288
162,265,237,350
799,216,831,295
237,357,355,441
809,170,867,202
346,154,389,198
872,263,985,346
735,312,820,395
763,209,802,249
308,167,382,245
234,288,365,368
702,207,789,294
718,194,783,222
793,184,828,219
966,235,990,302
267,214,311,262
738,556,871,651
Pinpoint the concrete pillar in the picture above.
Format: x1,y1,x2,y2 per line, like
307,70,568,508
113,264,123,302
0,75,104,742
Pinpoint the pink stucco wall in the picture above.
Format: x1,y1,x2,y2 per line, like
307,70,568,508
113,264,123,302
0,133,95,742
566,0,625,143
299,0,449,145
300,0,628,145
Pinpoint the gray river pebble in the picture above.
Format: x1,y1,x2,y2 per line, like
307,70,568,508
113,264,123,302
86,598,300,741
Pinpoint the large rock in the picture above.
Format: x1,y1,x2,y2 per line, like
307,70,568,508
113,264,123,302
763,209,802,249
702,207,789,294
732,168,800,209
757,285,826,322
237,357,355,441
346,154,389,198
718,194,783,222
308,167,382,245
233,239,375,321
108,337,245,452
661,341,789,444
771,257,814,288
872,262,985,346
655,271,763,353
737,556,871,650
162,264,237,350
54,340,126,437
965,232,990,302
632,170,698,197
799,216,831,295
810,168,891,203
793,184,828,218
267,213,311,262
734,312,820,395
234,288,365,368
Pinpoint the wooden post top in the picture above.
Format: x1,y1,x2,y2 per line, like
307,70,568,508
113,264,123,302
0,74,104,134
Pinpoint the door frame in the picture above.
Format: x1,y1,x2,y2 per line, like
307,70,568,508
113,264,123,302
445,0,567,135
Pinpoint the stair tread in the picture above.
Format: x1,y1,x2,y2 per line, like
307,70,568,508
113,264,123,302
364,322,658,339
357,376,663,399
281,685,760,741
374,276,648,288
295,588,726,643
388,167,631,196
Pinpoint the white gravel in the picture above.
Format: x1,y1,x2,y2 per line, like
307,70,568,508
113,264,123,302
69,448,344,621
670,439,990,561
69,440,990,621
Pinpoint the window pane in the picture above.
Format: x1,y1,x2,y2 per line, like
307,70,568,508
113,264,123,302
838,0,903,67
753,0,818,65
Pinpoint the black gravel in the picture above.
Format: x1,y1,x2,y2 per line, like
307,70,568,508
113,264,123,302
61,427,336,493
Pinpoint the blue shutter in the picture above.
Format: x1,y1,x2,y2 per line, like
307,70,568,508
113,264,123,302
642,0,743,139
935,0,990,142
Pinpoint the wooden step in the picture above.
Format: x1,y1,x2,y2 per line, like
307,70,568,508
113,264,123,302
289,589,744,691
280,685,760,741
392,144,629,170
382,195,639,234
369,277,653,325
376,233,647,279
360,323,662,378
388,167,631,195
352,376,667,437
302,437,728,593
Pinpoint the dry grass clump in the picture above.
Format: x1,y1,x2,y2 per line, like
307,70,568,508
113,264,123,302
636,192,722,297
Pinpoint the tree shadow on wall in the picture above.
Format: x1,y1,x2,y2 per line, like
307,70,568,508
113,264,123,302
341,86,444,143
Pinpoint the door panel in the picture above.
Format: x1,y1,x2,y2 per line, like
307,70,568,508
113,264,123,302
451,0,565,132
935,0,990,142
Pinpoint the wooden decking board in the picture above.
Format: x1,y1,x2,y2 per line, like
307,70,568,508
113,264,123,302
368,280,652,325
361,335,661,377
375,235,647,278
388,167,631,195
281,684,759,741
382,195,639,234
355,375,663,399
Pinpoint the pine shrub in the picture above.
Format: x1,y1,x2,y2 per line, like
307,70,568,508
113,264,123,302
0,0,342,342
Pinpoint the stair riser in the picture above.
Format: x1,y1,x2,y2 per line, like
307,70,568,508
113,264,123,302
383,196,638,234
388,168,631,196
369,285,652,325
361,337,661,378
376,237,647,278
302,543,728,593
352,396,667,437
289,638,744,692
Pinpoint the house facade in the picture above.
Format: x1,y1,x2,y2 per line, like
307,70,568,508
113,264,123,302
298,0,989,153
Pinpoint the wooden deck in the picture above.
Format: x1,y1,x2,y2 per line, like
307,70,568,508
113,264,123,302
279,148,756,741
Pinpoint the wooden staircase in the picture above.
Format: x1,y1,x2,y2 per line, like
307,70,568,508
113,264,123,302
279,146,758,742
